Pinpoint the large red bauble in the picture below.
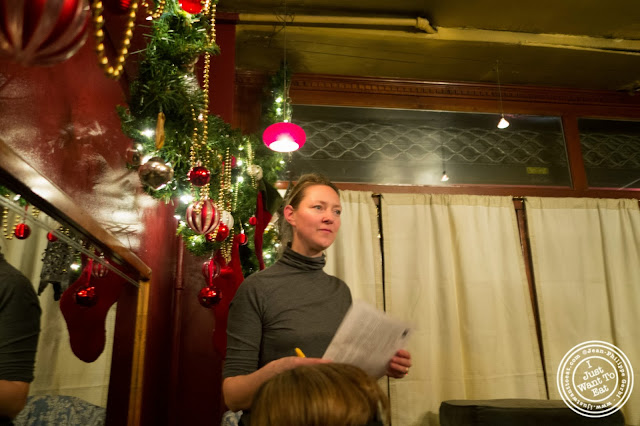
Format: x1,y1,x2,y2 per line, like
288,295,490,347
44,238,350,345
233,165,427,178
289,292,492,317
179,0,203,14
75,286,98,307
198,286,221,308
14,223,31,239
104,0,134,14
215,224,229,241
188,166,211,187
0,0,90,66
186,199,220,235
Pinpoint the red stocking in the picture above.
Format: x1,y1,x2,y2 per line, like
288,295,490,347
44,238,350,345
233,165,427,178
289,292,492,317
60,255,126,362
212,234,244,358
253,191,272,271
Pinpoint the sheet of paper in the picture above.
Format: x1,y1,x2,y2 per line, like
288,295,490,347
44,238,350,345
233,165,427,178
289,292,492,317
323,300,412,377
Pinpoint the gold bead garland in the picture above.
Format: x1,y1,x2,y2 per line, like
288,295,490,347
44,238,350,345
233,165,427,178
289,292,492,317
2,206,20,240
188,1,217,203
142,0,166,19
90,0,140,79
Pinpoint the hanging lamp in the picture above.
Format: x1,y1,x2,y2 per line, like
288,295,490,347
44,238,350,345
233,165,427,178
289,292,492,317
496,60,510,129
262,3,306,152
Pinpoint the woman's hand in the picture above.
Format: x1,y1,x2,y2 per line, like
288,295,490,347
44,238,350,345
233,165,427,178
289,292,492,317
386,349,412,378
223,356,331,411
272,356,331,375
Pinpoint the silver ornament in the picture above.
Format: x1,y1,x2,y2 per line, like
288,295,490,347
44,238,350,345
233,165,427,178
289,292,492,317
138,157,174,189
247,164,263,180
219,210,234,229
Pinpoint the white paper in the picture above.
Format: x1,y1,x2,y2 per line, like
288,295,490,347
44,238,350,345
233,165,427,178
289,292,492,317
323,300,412,377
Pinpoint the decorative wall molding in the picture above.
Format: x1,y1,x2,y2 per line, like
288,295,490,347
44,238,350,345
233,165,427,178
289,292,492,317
286,73,640,114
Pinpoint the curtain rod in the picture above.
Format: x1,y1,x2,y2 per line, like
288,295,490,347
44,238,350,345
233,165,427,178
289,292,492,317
0,195,140,288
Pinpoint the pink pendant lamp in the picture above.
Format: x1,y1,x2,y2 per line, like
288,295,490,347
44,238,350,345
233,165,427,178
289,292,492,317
263,121,306,152
262,1,306,152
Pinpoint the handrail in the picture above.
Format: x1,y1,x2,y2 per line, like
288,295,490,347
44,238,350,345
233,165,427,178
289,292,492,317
0,138,152,284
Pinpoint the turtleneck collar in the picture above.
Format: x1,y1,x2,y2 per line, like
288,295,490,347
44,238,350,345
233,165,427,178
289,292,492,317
278,246,326,271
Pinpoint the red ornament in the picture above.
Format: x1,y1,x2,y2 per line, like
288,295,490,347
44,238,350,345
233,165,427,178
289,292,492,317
198,286,221,308
186,199,220,235
47,231,58,242
75,286,98,307
0,0,90,66
188,166,211,187
179,0,203,14
104,0,134,14
92,259,109,278
215,224,230,241
238,232,248,245
201,259,220,284
249,216,258,226
14,223,31,239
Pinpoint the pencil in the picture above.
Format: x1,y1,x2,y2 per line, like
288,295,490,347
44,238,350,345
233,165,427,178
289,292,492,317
295,347,306,358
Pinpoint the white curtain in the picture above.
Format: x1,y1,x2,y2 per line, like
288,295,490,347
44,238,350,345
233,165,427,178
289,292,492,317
381,194,546,426
325,190,383,309
1,208,114,407
526,197,640,425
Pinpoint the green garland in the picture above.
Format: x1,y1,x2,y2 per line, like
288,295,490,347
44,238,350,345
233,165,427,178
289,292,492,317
119,0,286,275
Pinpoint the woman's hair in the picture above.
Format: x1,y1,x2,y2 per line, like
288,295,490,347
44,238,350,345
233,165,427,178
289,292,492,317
277,173,340,251
251,363,389,426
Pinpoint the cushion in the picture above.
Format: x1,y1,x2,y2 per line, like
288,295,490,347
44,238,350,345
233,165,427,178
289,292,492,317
13,395,105,426
439,399,624,426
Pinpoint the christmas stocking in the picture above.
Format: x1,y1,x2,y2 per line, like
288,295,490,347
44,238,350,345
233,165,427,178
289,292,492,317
253,180,283,270
212,234,244,358
60,255,126,362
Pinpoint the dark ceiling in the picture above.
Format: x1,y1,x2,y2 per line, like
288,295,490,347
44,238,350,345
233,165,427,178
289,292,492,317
217,0,640,92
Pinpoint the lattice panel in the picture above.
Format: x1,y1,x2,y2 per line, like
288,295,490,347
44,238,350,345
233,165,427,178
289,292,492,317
580,133,640,169
295,120,567,166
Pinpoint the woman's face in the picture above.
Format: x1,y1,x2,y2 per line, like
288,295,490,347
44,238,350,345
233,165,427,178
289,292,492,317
285,184,342,257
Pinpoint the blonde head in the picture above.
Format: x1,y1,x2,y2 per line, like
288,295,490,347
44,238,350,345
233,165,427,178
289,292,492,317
251,363,389,426
278,173,340,252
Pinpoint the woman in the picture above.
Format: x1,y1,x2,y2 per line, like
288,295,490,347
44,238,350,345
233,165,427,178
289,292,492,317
251,363,390,426
223,174,411,424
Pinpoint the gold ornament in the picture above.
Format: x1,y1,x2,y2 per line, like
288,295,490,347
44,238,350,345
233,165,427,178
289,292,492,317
155,111,166,149
138,157,174,189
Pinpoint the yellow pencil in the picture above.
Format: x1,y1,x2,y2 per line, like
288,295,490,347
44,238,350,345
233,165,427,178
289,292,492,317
295,347,306,358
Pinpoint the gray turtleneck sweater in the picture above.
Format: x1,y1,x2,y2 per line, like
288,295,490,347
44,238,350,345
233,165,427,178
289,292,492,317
223,247,352,379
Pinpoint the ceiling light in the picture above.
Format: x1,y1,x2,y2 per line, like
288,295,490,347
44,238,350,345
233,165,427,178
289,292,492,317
262,1,306,152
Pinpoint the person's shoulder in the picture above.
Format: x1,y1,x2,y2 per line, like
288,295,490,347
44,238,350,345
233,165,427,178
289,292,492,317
0,260,33,292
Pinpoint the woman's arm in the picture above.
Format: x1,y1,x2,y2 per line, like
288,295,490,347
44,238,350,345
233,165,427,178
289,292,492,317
0,380,29,418
223,356,329,411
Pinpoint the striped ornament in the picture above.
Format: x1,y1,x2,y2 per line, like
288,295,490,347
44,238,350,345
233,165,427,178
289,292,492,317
0,0,90,66
186,199,220,235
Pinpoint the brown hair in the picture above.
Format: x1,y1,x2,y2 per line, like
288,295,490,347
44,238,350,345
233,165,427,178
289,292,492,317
251,363,389,426
277,173,340,251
